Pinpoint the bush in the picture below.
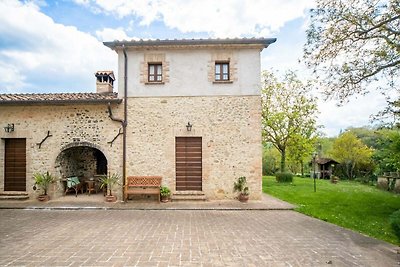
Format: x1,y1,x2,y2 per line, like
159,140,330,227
275,172,293,183
390,210,400,242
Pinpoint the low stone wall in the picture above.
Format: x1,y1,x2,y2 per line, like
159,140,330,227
377,176,400,193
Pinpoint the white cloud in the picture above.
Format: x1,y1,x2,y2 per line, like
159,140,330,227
76,0,315,37
0,62,28,93
0,0,117,93
317,92,389,137
95,27,138,42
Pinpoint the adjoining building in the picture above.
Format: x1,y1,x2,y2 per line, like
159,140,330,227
0,37,276,201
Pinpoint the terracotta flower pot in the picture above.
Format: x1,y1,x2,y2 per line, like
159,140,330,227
38,195,50,202
238,193,249,203
161,195,169,203
105,195,117,202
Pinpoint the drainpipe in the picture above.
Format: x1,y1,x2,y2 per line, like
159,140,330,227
122,45,128,201
107,45,128,201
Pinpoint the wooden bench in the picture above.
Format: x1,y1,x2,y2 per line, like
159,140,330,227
124,176,162,202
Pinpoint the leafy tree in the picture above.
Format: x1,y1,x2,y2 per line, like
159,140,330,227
373,99,400,128
330,131,375,179
374,129,400,172
287,132,317,176
317,137,336,158
261,70,319,173
304,0,400,100
346,126,380,148
262,143,281,175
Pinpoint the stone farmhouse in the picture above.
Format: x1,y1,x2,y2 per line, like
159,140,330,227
0,38,276,201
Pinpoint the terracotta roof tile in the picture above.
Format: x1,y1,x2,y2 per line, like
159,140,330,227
0,92,121,105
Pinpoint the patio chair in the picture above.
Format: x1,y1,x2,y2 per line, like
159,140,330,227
64,176,83,197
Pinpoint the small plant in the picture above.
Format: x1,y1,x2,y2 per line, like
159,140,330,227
233,176,250,201
33,171,55,195
330,175,339,184
390,210,400,242
99,173,120,196
160,186,171,197
275,172,293,183
160,186,171,203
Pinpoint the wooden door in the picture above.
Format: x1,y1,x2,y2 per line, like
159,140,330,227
4,139,26,191
175,137,202,191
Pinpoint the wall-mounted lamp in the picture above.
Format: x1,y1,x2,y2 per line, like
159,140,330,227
4,123,14,133
186,122,192,131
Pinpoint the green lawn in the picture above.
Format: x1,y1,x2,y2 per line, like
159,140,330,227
263,176,400,245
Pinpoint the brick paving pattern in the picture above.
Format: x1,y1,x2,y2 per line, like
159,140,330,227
0,209,398,266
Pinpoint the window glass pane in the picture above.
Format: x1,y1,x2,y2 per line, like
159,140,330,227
215,74,220,80
222,64,228,73
223,74,228,80
149,65,154,75
156,75,162,81
157,65,162,74
215,64,220,74
149,75,154,81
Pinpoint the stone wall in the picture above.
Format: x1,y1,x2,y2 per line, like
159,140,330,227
0,103,123,199
55,146,103,179
125,95,262,200
1,95,262,200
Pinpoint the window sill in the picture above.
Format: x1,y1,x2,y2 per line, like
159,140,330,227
213,80,233,84
145,81,165,85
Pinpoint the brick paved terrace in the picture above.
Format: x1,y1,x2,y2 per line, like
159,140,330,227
0,209,398,266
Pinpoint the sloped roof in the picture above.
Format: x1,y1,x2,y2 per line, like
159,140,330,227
95,71,115,81
0,92,121,105
316,158,339,165
104,37,277,50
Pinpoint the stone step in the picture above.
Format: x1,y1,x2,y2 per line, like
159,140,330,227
171,192,207,202
0,191,29,201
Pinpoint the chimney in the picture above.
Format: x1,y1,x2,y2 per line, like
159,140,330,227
95,71,115,94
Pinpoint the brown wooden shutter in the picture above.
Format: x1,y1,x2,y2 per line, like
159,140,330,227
4,139,26,191
175,137,202,191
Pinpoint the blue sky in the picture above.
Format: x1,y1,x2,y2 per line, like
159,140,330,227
0,0,389,136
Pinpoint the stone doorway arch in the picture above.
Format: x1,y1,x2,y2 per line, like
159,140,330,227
54,142,108,196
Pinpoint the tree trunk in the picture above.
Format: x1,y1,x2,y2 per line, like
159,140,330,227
280,149,286,173
300,159,304,177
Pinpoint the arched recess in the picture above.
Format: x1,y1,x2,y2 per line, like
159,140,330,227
54,142,108,180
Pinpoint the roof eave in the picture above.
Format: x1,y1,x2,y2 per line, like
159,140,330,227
0,98,122,106
103,38,277,50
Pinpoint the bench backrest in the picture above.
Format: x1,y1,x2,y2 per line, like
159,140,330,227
126,176,162,187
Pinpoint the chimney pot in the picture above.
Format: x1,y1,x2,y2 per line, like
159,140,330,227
95,71,115,94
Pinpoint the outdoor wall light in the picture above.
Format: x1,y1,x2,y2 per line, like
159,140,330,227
186,122,193,131
4,123,14,133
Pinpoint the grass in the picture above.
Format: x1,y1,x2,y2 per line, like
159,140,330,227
263,176,400,245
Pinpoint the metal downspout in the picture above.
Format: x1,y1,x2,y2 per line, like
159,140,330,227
122,45,128,201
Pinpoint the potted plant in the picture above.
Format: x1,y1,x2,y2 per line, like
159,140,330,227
160,186,171,203
33,171,55,201
233,176,250,202
99,173,120,202
330,175,339,184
